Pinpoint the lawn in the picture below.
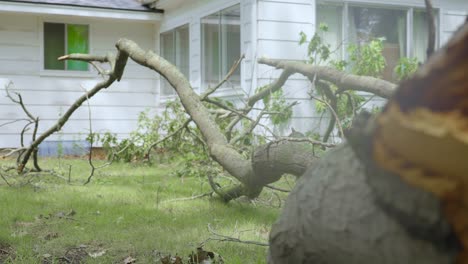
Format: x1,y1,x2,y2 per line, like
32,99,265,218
0,158,290,263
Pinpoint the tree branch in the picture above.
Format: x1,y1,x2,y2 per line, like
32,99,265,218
115,39,255,189
17,51,127,173
424,0,436,59
258,58,396,99
201,54,245,99
247,69,293,107
310,95,344,139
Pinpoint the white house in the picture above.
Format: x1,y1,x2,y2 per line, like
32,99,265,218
0,0,467,152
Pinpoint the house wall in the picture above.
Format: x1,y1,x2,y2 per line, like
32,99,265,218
256,0,326,136
157,0,466,140
158,0,256,101
0,12,159,148
257,0,467,137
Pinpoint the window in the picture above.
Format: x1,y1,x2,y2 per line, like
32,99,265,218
316,4,343,61
43,22,89,71
160,24,190,96
317,3,438,80
349,6,407,80
413,9,438,62
202,4,241,89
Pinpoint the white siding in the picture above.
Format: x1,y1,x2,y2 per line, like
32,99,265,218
189,18,201,93
0,12,158,148
441,9,467,45
257,0,467,137
256,0,318,135
241,0,257,97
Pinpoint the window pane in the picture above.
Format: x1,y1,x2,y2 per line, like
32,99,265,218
44,23,65,70
67,24,89,71
413,9,437,63
176,25,190,80
161,31,175,95
317,4,343,61
221,4,241,87
202,13,221,88
349,6,406,80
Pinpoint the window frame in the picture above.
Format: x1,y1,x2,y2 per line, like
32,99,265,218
159,23,190,97
316,1,440,62
40,18,93,77
201,3,241,91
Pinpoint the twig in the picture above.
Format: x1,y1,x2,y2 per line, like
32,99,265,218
315,80,338,143
229,109,267,144
67,165,72,184
0,171,12,187
424,0,436,60
273,137,336,148
164,192,213,203
83,85,96,185
205,98,277,139
31,117,41,171
145,118,192,159
1,147,27,158
0,119,30,128
310,95,344,139
356,94,377,111
4,82,42,171
18,51,126,173
201,54,245,99
265,185,291,193
5,82,36,120
204,223,269,247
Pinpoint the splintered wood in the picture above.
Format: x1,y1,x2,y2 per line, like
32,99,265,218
373,22,468,263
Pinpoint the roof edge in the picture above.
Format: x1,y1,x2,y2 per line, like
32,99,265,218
0,0,164,13
0,1,163,21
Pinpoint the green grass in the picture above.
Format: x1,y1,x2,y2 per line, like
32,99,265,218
0,158,289,263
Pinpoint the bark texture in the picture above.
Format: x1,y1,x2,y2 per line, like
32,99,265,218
114,39,324,200
268,144,458,264
258,58,396,99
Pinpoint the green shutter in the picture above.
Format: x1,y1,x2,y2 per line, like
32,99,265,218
44,23,65,70
67,24,89,71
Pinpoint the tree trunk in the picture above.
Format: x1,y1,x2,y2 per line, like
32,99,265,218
268,144,458,264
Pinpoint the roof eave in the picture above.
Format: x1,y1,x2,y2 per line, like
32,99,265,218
0,1,163,21
154,0,186,10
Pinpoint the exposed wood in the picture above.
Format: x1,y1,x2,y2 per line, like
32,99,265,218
373,21,468,263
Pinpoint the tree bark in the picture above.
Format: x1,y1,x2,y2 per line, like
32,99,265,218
268,144,458,264
258,58,396,99
115,39,319,199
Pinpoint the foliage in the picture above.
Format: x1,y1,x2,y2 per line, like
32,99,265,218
256,86,293,125
299,24,372,139
298,23,422,139
394,57,419,81
89,100,209,175
347,38,386,77
299,23,347,68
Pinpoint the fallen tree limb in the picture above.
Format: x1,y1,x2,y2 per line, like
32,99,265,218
258,58,396,99
17,52,128,173
204,223,269,247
